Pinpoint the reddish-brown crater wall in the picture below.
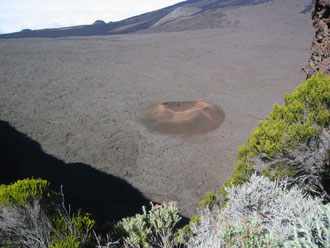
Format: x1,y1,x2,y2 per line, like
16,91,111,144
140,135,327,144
141,101,225,135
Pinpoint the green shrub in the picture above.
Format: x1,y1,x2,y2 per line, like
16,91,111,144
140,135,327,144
49,236,80,248
234,72,329,180
51,211,95,247
0,179,95,248
199,192,219,208
0,178,52,207
199,72,330,207
120,202,181,248
261,163,298,181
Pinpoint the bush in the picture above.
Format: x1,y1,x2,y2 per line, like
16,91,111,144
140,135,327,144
246,72,328,158
0,178,53,207
119,202,181,248
175,215,201,246
50,209,95,248
191,174,326,247
49,236,80,248
0,179,95,248
284,204,330,248
200,72,330,207
207,217,281,248
199,192,219,208
0,200,53,248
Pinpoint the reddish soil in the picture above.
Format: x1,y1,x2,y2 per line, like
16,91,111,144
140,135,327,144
142,101,225,135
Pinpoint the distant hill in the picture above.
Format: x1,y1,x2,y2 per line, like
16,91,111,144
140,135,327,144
0,0,314,39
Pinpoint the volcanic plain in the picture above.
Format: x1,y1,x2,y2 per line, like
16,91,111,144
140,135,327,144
0,0,315,219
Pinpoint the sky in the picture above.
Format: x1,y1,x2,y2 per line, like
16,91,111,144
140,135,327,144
0,0,185,34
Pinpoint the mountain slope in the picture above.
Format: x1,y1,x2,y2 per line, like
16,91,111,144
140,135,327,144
0,0,313,38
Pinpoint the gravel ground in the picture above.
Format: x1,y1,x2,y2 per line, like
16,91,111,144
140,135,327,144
0,1,314,219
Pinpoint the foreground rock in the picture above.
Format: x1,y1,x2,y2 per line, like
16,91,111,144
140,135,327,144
303,0,330,77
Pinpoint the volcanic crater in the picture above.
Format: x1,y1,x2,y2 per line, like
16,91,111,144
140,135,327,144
141,100,225,135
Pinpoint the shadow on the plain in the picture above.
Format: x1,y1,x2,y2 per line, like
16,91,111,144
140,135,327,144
0,120,189,226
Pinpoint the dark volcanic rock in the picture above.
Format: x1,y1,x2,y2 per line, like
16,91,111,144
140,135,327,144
303,0,330,77
93,20,106,25
21,29,32,32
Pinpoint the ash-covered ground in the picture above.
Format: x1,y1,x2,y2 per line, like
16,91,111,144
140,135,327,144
0,1,314,219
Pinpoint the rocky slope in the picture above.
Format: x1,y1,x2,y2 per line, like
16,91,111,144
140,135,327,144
0,0,307,38
303,0,330,77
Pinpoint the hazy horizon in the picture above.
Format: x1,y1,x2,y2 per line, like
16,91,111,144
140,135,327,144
0,0,185,34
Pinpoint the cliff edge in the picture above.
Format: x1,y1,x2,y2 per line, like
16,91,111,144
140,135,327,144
303,0,330,77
